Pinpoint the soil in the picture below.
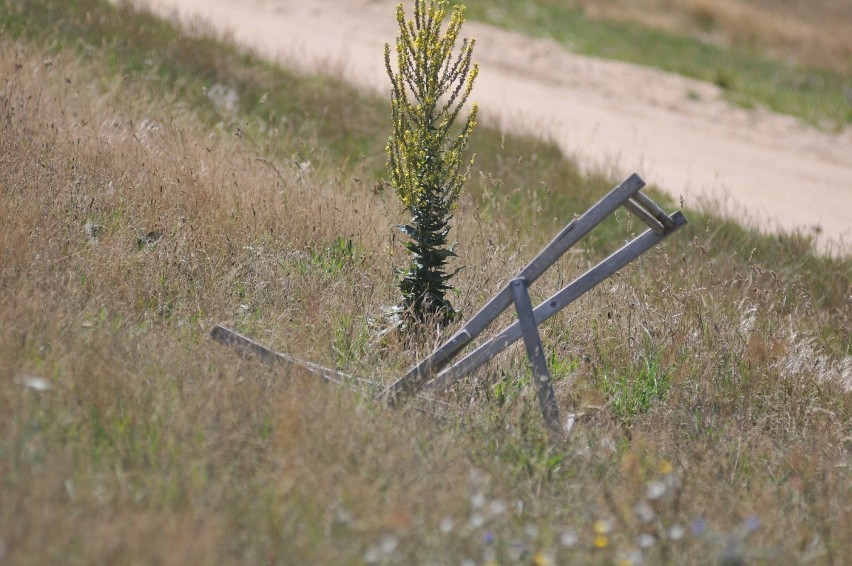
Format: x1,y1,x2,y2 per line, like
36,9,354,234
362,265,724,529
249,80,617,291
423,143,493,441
141,0,852,252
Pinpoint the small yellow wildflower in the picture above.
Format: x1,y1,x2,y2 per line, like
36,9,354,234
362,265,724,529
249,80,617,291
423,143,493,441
593,519,612,534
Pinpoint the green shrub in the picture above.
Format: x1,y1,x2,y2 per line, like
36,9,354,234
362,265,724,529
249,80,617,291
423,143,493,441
384,0,478,327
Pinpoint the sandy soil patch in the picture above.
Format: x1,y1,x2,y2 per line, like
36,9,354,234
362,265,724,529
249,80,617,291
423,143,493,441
138,0,851,252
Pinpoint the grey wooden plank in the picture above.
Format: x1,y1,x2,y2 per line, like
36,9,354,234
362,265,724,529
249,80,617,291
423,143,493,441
211,325,458,416
624,198,666,235
633,191,675,229
211,325,352,387
380,174,645,404
515,173,645,283
424,211,687,393
511,278,562,438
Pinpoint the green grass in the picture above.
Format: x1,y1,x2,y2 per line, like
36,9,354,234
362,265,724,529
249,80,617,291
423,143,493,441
600,354,671,430
462,0,852,127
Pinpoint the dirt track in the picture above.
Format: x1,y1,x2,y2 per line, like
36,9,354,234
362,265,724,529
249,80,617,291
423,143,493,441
141,0,851,252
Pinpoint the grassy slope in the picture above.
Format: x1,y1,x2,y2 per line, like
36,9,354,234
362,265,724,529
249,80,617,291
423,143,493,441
1,1,850,564
462,0,852,128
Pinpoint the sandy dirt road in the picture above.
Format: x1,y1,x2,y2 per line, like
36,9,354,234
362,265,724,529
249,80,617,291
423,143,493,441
139,0,851,252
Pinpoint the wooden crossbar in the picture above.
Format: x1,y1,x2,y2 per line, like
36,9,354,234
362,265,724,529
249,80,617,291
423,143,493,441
380,173,647,404
422,211,687,394
633,191,675,229
624,197,666,234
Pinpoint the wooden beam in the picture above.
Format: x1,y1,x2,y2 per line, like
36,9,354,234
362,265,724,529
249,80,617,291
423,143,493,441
633,191,675,229
380,173,646,404
424,211,687,393
624,197,666,235
511,278,562,439
211,325,457,417
211,325,359,388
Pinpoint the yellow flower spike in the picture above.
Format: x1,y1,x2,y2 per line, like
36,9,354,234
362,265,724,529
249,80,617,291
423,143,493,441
384,0,477,324
593,533,609,549
659,459,673,475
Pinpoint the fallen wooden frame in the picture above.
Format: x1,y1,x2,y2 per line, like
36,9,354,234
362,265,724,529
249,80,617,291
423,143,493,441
211,173,687,438
379,173,686,436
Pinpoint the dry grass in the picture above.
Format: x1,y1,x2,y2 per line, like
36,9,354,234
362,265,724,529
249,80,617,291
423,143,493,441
1,2,850,564
577,0,852,74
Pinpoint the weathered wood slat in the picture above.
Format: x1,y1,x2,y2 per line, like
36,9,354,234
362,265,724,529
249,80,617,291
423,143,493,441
380,173,646,404
632,191,675,229
211,325,356,388
424,211,687,393
211,325,457,416
511,278,561,438
624,197,666,234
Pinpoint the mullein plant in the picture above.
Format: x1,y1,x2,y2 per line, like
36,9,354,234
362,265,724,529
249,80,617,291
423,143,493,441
385,0,478,328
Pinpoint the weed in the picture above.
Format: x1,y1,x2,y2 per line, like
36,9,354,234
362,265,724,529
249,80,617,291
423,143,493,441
385,0,479,327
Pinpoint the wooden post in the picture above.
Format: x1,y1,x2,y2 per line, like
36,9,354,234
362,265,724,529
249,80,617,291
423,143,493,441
511,278,562,439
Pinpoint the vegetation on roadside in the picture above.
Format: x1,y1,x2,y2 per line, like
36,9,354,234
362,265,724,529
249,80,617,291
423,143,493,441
1,0,849,564
385,0,479,327
462,0,852,127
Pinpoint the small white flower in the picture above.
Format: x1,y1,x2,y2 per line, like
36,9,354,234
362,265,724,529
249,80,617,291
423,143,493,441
668,524,685,541
627,549,645,565
488,499,507,517
14,376,51,392
364,546,381,563
563,412,576,436
646,480,667,500
633,501,655,522
470,491,486,509
380,536,398,554
560,529,579,548
637,533,656,548
439,517,454,534
469,512,485,529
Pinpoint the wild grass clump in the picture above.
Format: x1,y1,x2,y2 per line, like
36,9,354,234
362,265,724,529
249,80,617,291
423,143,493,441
1,1,849,564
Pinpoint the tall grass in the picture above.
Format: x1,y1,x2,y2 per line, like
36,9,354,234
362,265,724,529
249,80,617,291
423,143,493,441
1,1,850,564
